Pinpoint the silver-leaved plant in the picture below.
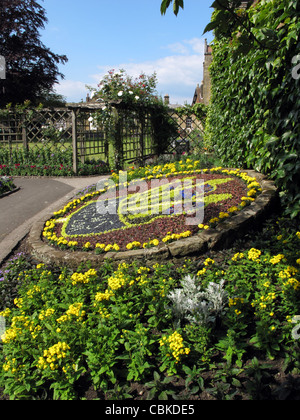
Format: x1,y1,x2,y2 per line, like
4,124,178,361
168,275,229,327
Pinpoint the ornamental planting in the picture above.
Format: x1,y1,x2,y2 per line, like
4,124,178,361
42,160,262,253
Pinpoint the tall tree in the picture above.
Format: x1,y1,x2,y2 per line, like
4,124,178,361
0,0,67,106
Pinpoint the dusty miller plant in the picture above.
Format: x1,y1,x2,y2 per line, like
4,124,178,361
168,275,228,327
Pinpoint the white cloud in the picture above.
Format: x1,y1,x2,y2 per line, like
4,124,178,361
164,38,204,55
53,79,88,102
93,39,205,105
54,38,205,105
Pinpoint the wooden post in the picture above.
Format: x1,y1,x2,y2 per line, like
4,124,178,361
140,112,145,165
72,109,78,174
22,115,28,152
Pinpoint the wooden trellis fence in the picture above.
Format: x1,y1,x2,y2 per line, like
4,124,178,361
167,109,204,156
0,104,204,173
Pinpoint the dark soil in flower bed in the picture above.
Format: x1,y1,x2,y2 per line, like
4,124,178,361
50,173,248,251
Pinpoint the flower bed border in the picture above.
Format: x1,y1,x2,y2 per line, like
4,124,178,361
27,169,278,268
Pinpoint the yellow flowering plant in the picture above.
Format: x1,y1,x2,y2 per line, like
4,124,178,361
0,214,299,399
159,330,191,375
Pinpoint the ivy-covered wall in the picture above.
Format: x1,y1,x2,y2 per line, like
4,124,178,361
206,0,300,218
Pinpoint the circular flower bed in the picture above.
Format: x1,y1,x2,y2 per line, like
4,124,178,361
42,161,262,254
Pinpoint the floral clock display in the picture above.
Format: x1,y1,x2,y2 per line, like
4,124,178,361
42,161,262,253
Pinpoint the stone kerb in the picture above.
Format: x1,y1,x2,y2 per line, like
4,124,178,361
28,170,278,268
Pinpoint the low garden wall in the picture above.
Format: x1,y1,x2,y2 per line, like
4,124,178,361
28,169,278,268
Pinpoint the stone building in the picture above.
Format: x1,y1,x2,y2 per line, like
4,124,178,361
192,1,255,106
192,39,212,106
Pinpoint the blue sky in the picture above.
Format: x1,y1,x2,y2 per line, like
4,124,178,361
41,0,214,105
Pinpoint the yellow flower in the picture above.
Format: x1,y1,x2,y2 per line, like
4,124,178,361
247,189,257,197
296,232,300,239
39,308,55,320
36,263,45,269
160,331,190,362
209,217,219,224
0,308,11,318
71,268,97,285
269,254,285,265
94,289,114,302
219,212,229,219
37,342,70,371
232,252,244,261
204,257,215,266
229,297,244,307
248,248,261,261
68,241,78,247
126,241,141,250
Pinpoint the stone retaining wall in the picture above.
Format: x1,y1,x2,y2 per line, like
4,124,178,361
28,170,278,268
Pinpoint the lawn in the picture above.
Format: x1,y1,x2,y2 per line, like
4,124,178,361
0,160,300,400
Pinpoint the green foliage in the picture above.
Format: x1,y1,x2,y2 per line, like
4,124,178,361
206,0,300,217
0,147,109,176
160,0,184,16
0,217,300,399
0,175,16,196
175,103,208,126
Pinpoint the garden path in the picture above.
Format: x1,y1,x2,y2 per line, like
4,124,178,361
0,175,103,264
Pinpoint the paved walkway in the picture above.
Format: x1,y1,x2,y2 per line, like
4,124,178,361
0,175,105,264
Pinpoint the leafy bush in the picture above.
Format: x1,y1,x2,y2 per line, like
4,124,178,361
0,175,16,196
205,0,300,218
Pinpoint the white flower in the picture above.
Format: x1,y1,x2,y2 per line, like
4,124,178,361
102,106,107,111
129,91,133,95
88,116,93,122
135,96,139,100
118,91,123,97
